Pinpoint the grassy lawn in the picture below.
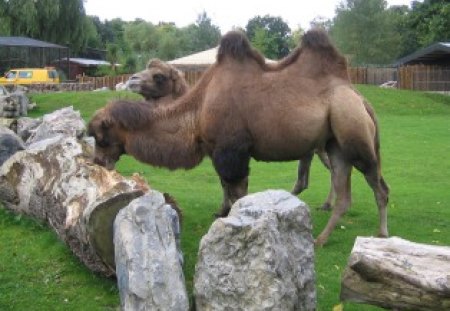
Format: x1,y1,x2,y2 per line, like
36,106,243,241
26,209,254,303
1,86,449,310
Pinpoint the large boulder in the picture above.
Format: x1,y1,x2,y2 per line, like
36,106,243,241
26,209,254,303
194,190,316,311
114,191,188,311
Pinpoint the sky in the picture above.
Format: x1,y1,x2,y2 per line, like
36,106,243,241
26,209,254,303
84,0,414,33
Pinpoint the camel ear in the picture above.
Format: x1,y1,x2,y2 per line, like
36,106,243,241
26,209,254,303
171,68,187,97
147,58,162,69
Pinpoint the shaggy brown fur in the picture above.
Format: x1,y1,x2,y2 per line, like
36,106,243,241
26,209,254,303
89,29,389,246
127,59,189,105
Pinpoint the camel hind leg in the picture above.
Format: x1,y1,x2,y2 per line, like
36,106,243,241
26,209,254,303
315,142,352,246
359,164,389,238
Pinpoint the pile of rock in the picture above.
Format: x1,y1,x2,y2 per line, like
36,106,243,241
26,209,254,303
0,106,316,311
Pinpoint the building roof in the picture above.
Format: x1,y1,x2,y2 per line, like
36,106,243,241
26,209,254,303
395,42,450,66
0,36,66,49
62,58,111,66
168,47,275,69
168,47,219,68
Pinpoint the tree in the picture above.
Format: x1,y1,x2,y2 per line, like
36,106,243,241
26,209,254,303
407,0,450,48
83,16,102,49
106,43,119,73
0,0,11,35
387,4,418,58
310,16,332,31
289,26,305,50
250,27,278,59
182,12,221,54
246,15,291,59
330,0,402,65
2,0,88,53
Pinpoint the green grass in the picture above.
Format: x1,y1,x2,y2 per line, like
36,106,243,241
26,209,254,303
1,86,450,310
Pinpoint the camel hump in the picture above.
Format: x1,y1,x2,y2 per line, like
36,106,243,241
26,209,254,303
217,30,264,64
301,28,337,52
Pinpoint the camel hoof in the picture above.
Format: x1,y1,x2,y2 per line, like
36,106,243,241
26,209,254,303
290,188,301,196
314,236,327,247
291,183,306,196
317,203,332,211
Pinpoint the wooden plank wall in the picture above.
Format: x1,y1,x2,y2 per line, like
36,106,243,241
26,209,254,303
77,65,450,91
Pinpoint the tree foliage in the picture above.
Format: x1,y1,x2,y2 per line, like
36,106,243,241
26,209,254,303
1,0,448,73
1,0,87,53
122,12,220,69
245,15,291,59
329,0,450,65
407,0,450,48
330,0,402,65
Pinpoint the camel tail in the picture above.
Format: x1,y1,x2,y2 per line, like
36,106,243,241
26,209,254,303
217,30,267,66
364,101,389,193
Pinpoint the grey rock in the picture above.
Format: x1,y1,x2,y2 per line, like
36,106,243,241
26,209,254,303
16,117,42,141
114,191,188,311
0,126,25,166
194,190,316,311
26,106,85,145
0,88,30,117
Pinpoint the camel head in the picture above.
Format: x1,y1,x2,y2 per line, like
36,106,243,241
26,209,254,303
88,108,126,170
127,59,188,102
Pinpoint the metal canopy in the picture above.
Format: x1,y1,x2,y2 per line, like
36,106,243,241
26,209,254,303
0,36,66,49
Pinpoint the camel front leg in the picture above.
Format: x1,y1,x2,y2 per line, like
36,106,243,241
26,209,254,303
291,151,314,195
216,177,249,217
212,141,251,218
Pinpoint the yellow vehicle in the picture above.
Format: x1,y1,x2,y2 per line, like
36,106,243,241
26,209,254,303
0,67,60,85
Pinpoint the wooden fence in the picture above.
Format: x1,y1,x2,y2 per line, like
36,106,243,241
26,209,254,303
348,67,397,85
78,74,133,90
78,65,450,92
398,65,450,91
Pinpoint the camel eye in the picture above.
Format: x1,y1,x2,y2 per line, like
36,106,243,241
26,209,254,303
153,73,167,84
97,138,109,148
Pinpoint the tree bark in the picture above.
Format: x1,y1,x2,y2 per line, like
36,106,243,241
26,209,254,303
341,236,450,311
0,135,149,276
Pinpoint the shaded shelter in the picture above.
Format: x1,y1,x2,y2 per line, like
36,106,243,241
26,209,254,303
52,58,112,80
395,42,450,66
395,42,450,91
0,37,69,77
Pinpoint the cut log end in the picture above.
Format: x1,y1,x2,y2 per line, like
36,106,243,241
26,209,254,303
87,190,145,271
341,236,450,311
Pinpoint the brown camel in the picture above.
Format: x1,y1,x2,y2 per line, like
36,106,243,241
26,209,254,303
88,29,389,246
127,58,189,105
129,58,328,203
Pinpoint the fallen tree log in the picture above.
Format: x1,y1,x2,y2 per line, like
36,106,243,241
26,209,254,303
0,135,149,276
341,236,450,311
